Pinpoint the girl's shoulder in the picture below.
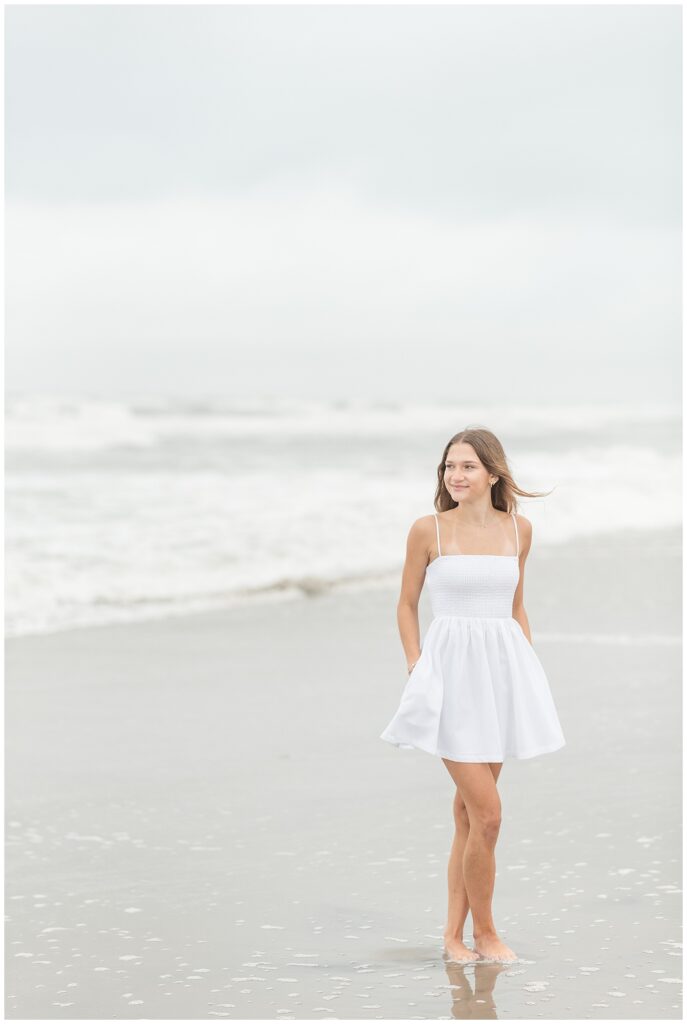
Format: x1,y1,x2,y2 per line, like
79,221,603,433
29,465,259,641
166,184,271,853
511,512,533,554
511,511,532,530
411,512,439,535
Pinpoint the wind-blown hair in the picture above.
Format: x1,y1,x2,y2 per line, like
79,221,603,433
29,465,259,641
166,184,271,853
433,426,554,513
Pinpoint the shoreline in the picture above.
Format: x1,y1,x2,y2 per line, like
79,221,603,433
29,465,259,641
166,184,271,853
6,523,681,643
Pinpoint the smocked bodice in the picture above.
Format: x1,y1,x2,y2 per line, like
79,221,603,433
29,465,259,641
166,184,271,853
425,555,520,619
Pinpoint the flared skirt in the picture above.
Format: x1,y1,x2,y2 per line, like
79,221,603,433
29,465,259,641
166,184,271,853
379,616,566,762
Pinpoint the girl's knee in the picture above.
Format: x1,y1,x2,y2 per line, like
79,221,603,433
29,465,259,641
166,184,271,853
471,810,501,842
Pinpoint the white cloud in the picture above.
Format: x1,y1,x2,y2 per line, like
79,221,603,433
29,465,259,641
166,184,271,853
4,4,680,402
6,187,679,401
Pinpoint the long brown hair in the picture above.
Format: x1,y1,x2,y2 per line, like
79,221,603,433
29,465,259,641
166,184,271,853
433,426,554,513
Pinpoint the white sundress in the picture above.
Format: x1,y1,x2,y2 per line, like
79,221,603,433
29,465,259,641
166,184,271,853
379,511,566,762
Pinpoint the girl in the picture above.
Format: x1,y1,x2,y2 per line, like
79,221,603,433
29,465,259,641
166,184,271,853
380,427,566,964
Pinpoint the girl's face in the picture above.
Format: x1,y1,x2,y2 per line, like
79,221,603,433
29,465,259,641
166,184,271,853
444,443,492,500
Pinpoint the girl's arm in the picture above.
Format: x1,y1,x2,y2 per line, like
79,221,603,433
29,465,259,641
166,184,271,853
397,518,431,672
512,515,534,645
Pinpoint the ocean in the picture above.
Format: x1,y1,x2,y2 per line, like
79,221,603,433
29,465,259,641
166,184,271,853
5,394,681,637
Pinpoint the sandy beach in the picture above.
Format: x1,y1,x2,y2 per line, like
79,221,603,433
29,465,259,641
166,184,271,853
5,527,682,1020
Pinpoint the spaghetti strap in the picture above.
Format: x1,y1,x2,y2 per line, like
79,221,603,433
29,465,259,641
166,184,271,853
511,512,519,557
433,512,442,557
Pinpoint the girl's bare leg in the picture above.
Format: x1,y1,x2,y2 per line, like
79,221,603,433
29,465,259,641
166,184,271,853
443,788,479,961
442,759,517,963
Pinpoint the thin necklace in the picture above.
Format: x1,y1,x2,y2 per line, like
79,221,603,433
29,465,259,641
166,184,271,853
454,510,498,529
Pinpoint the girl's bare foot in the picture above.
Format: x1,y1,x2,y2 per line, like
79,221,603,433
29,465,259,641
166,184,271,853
473,931,517,962
443,932,479,963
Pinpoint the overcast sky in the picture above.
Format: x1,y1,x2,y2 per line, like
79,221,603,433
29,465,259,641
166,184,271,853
5,3,681,406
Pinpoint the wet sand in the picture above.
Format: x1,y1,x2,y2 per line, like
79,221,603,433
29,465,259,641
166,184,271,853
5,527,682,1019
